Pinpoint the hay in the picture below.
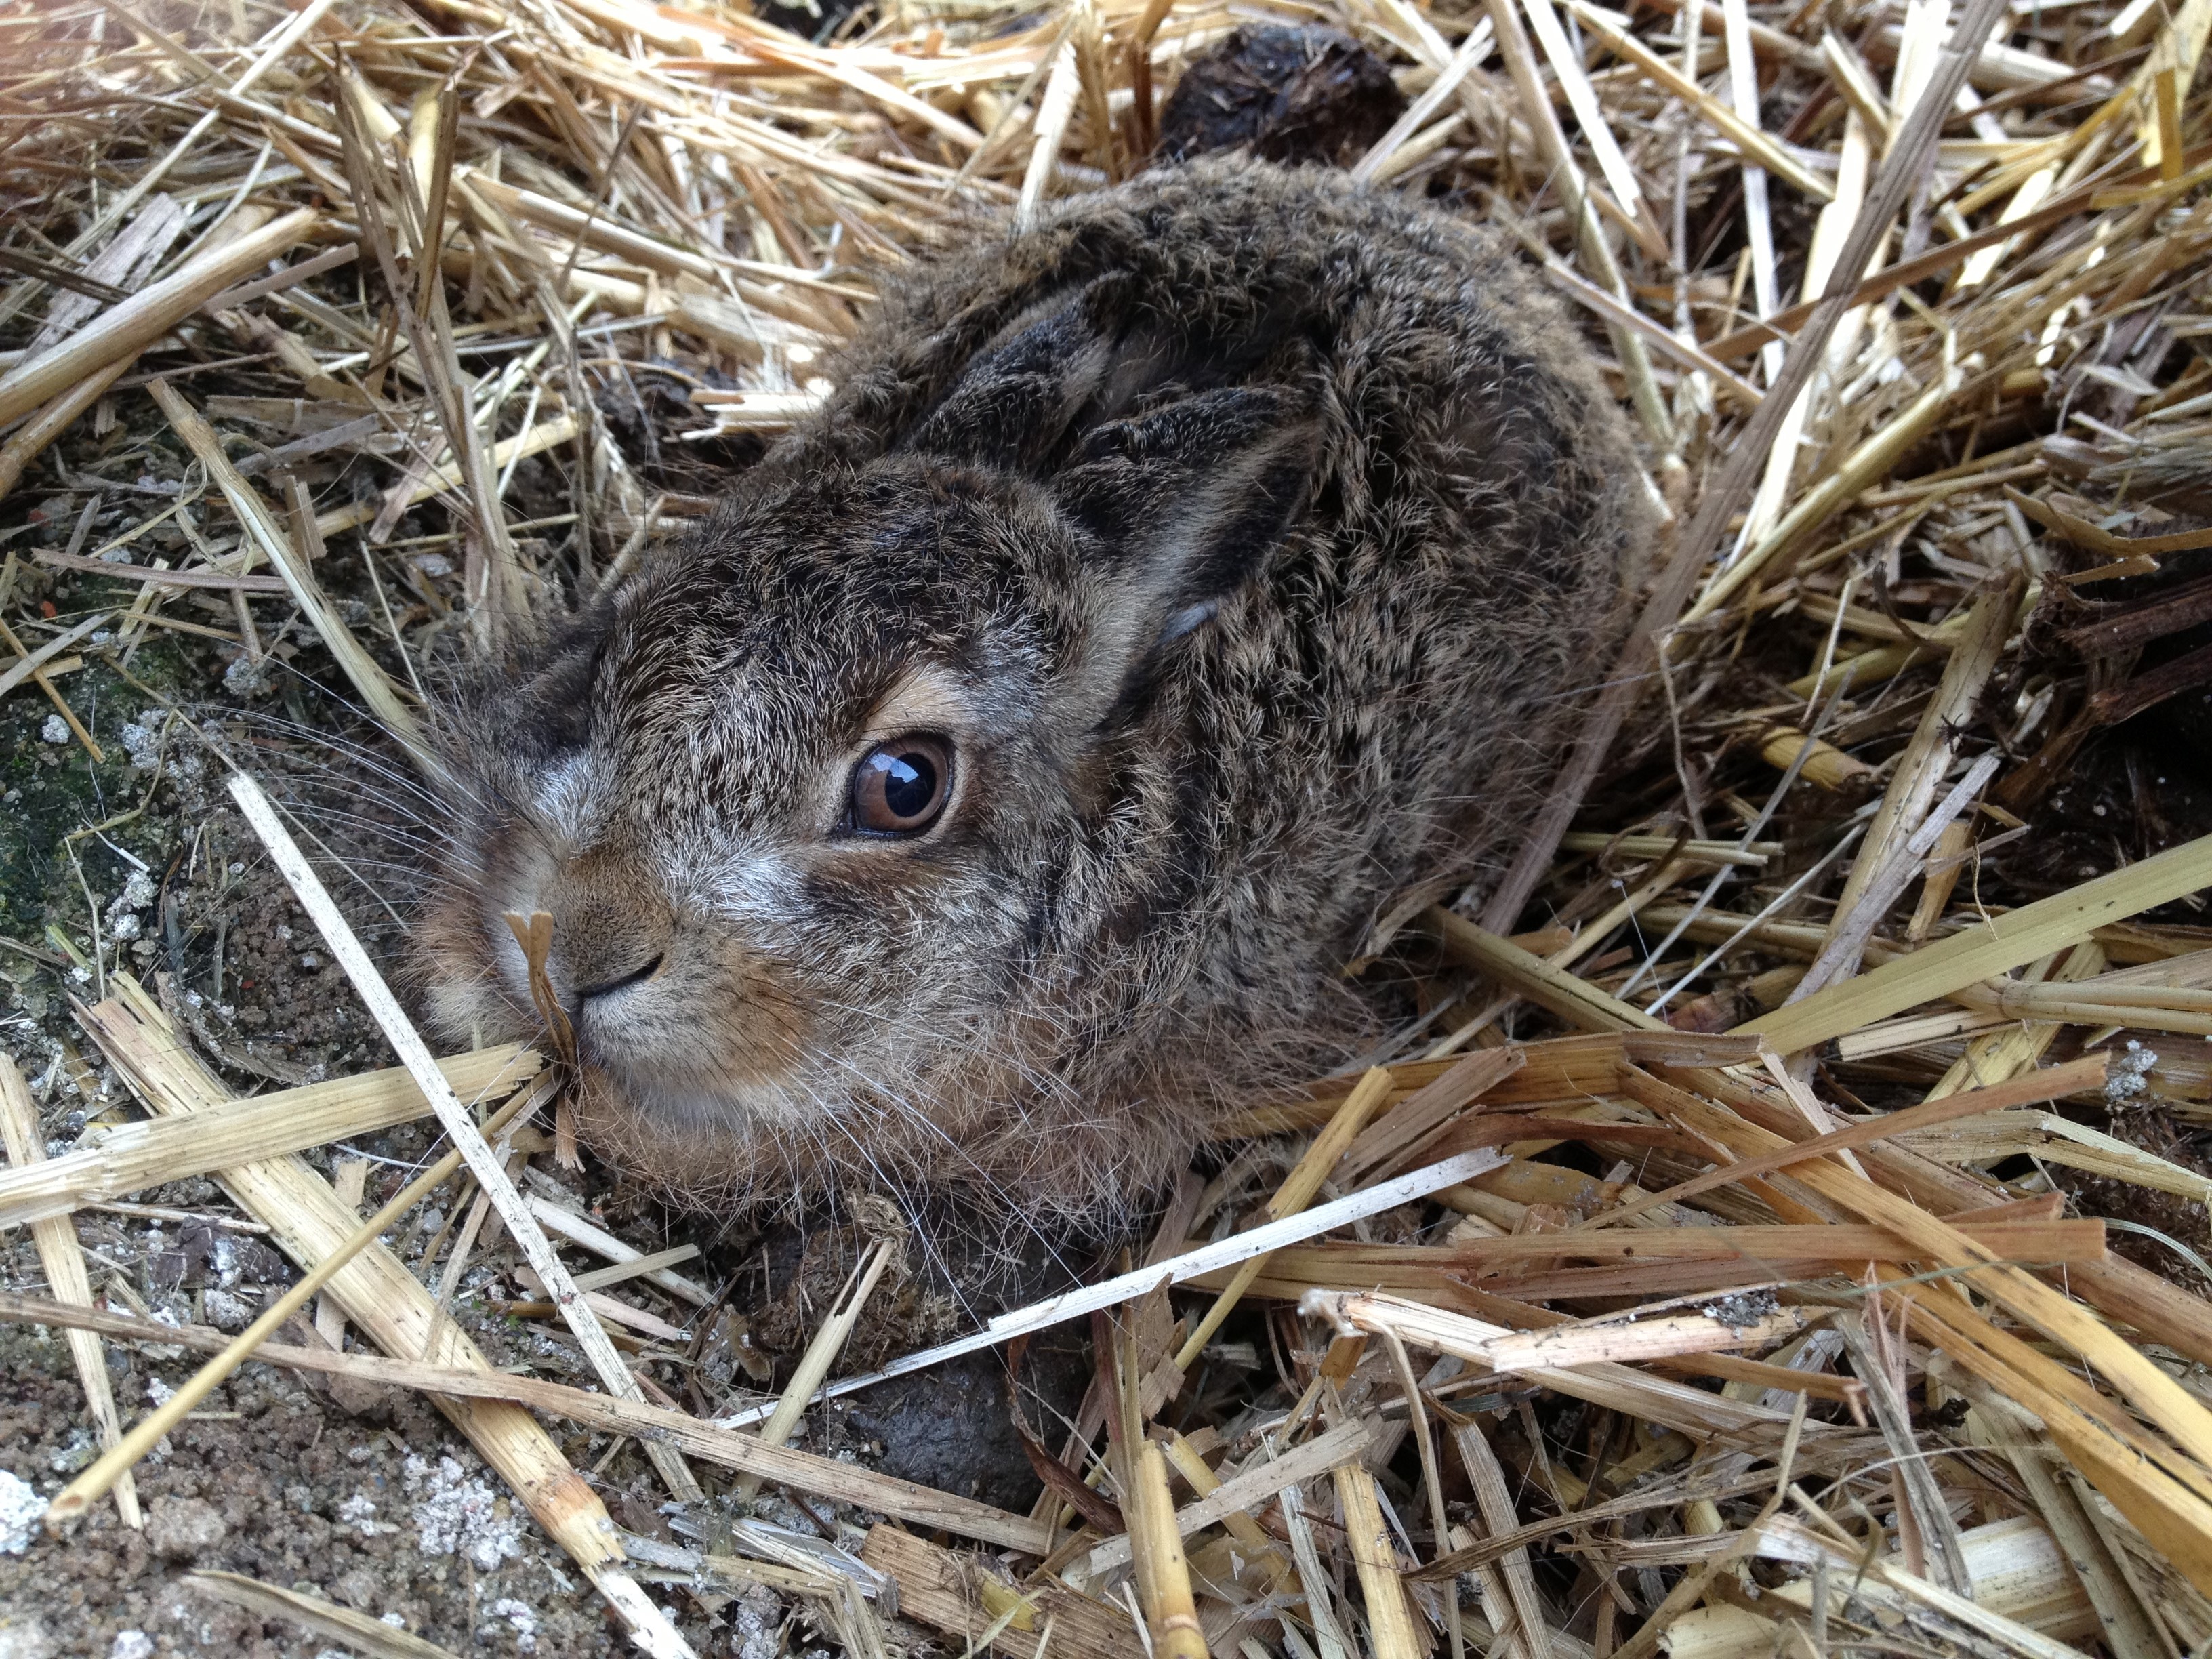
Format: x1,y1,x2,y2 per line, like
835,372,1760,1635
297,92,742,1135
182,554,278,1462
3,0,2212,1652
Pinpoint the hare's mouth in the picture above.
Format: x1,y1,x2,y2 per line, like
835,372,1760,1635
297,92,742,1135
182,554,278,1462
566,1065,812,1206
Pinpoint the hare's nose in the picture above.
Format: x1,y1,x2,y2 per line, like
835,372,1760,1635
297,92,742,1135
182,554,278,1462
544,851,674,1010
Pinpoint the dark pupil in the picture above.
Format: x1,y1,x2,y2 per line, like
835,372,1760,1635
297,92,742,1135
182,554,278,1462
880,751,937,819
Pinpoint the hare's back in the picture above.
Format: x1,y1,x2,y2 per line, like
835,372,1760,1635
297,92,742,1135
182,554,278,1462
779,157,1631,506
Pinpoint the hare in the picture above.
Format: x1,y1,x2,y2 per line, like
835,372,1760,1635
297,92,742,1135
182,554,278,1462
415,157,1653,1218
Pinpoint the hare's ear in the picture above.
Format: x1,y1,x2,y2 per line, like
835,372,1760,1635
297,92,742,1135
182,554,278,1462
903,276,1138,472
1051,384,1317,728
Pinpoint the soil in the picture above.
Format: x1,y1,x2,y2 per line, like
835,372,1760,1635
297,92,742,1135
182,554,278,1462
1,1314,624,1658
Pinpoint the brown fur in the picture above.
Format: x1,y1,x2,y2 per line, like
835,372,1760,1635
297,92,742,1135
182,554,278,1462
413,158,1654,1220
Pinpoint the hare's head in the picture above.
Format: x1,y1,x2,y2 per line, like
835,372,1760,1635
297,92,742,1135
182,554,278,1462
418,287,1317,1208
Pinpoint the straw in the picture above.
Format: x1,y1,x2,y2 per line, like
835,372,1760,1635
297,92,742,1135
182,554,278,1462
0,207,321,426
0,1045,539,1228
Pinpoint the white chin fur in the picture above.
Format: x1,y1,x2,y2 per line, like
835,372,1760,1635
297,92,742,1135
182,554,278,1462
594,1066,821,1134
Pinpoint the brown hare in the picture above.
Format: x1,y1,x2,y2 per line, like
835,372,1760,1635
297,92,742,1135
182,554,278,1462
415,157,1653,1218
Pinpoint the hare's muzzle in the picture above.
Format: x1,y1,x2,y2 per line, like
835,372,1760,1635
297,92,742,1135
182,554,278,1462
539,846,676,1018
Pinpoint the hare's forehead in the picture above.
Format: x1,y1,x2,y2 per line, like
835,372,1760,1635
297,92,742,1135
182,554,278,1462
520,738,793,884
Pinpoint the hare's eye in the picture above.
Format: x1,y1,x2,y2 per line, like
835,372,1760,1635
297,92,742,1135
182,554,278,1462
847,736,953,836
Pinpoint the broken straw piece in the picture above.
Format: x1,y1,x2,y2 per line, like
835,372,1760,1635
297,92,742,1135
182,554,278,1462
716,1144,1508,1427
0,1059,139,1528
0,1045,539,1230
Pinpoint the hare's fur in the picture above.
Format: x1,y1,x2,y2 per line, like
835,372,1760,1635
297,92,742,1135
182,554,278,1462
416,158,1653,1218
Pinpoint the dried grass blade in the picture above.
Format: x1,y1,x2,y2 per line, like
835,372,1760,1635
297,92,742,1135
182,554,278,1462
148,381,427,756
1540,258,1765,408
1482,0,1672,445
1740,833,2212,1052
187,1571,461,1659
311,412,580,541
1685,366,1965,623
1955,1374,2179,1659
1561,0,1832,199
728,1147,1506,1423
44,1042,548,1529
1017,37,1083,230
0,360,133,505
1483,0,2020,947
1732,1126,2212,1528
1601,1051,2108,1226
1521,0,1667,260
1339,1046,1526,1186
1303,1291,1793,1436
1445,1404,1555,1659
1351,22,1493,184
1335,1463,1424,1659
0,1045,539,1229
735,1233,897,1500
1835,1309,1971,1591
1084,1420,1373,1575
0,612,111,705
1128,1439,1209,1659
525,1194,714,1307
1429,909,1671,1033
1802,581,2018,981
1173,1066,1396,1369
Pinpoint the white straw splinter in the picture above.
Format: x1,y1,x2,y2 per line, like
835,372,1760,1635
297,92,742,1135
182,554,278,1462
718,1143,1511,1426
226,771,699,1659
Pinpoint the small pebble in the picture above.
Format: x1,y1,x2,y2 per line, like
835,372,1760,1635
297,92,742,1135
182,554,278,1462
144,1494,227,1561
0,1470,46,1555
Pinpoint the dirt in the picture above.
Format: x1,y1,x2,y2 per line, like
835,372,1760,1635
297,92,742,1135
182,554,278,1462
0,1315,623,1658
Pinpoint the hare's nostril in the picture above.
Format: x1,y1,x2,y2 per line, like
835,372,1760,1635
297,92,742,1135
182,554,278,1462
576,952,664,1006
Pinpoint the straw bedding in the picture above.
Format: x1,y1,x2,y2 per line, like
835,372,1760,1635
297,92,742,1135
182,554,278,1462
2,0,2212,1653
